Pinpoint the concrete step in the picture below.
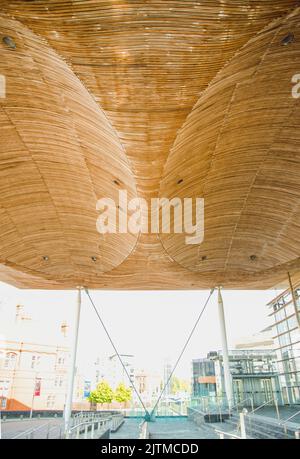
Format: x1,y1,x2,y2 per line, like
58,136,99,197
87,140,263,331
224,413,299,439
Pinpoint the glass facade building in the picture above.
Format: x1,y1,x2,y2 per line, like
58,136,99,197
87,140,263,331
267,284,300,405
192,349,281,407
192,357,216,398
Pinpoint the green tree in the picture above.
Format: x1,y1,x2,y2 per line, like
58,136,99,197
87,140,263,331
171,377,190,395
114,383,132,403
88,381,114,405
88,391,99,405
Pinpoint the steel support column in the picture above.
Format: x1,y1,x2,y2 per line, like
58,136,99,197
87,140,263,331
217,287,233,409
64,287,82,434
288,272,300,328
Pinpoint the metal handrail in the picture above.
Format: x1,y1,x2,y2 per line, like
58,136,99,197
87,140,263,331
110,414,124,431
72,411,105,427
11,427,37,439
12,421,53,439
66,417,111,439
215,428,242,440
230,396,254,414
67,414,124,439
48,423,64,439
244,404,300,439
247,397,278,416
279,409,300,426
139,420,149,439
242,396,280,439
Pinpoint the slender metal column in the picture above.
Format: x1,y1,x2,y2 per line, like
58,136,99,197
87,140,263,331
64,287,82,434
217,287,233,409
288,272,300,328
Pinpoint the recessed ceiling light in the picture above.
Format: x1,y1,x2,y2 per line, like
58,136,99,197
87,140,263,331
249,254,257,261
2,36,16,49
201,255,207,261
281,32,295,46
91,256,97,262
113,179,120,186
177,179,183,185
42,256,49,261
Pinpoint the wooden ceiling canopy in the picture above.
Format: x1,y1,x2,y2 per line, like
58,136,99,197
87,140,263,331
0,1,299,289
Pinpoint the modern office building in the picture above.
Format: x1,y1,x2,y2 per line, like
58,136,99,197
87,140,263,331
234,327,275,351
192,357,217,399
192,349,281,407
267,283,300,405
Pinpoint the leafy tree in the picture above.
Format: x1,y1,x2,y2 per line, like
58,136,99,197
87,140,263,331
171,377,190,395
88,391,99,405
114,383,132,403
88,381,114,405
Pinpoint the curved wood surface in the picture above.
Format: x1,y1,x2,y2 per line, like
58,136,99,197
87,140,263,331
0,1,299,289
160,8,300,286
0,15,138,286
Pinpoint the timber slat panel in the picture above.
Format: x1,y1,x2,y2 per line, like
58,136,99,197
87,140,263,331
0,1,299,289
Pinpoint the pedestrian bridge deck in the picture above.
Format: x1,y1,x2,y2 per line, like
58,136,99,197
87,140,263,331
110,417,218,440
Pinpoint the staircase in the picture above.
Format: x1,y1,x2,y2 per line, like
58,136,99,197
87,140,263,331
223,412,300,439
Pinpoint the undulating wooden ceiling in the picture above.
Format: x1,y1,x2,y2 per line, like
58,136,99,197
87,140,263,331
0,1,299,289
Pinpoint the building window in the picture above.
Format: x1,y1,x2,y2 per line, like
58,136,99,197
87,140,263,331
4,352,17,369
46,395,56,408
275,309,286,322
54,376,64,387
57,355,65,366
0,397,7,409
0,379,10,406
279,333,291,348
277,321,288,335
31,355,40,369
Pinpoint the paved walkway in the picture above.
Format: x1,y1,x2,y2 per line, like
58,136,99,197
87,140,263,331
110,417,218,439
110,418,142,439
1,418,64,439
5,408,297,440
149,418,218,439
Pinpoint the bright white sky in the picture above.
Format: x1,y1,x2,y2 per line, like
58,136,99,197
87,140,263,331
0,282,282,380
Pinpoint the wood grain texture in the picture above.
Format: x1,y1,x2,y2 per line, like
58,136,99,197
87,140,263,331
0,1,299,289
160,8,300,285
0,15,138,285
